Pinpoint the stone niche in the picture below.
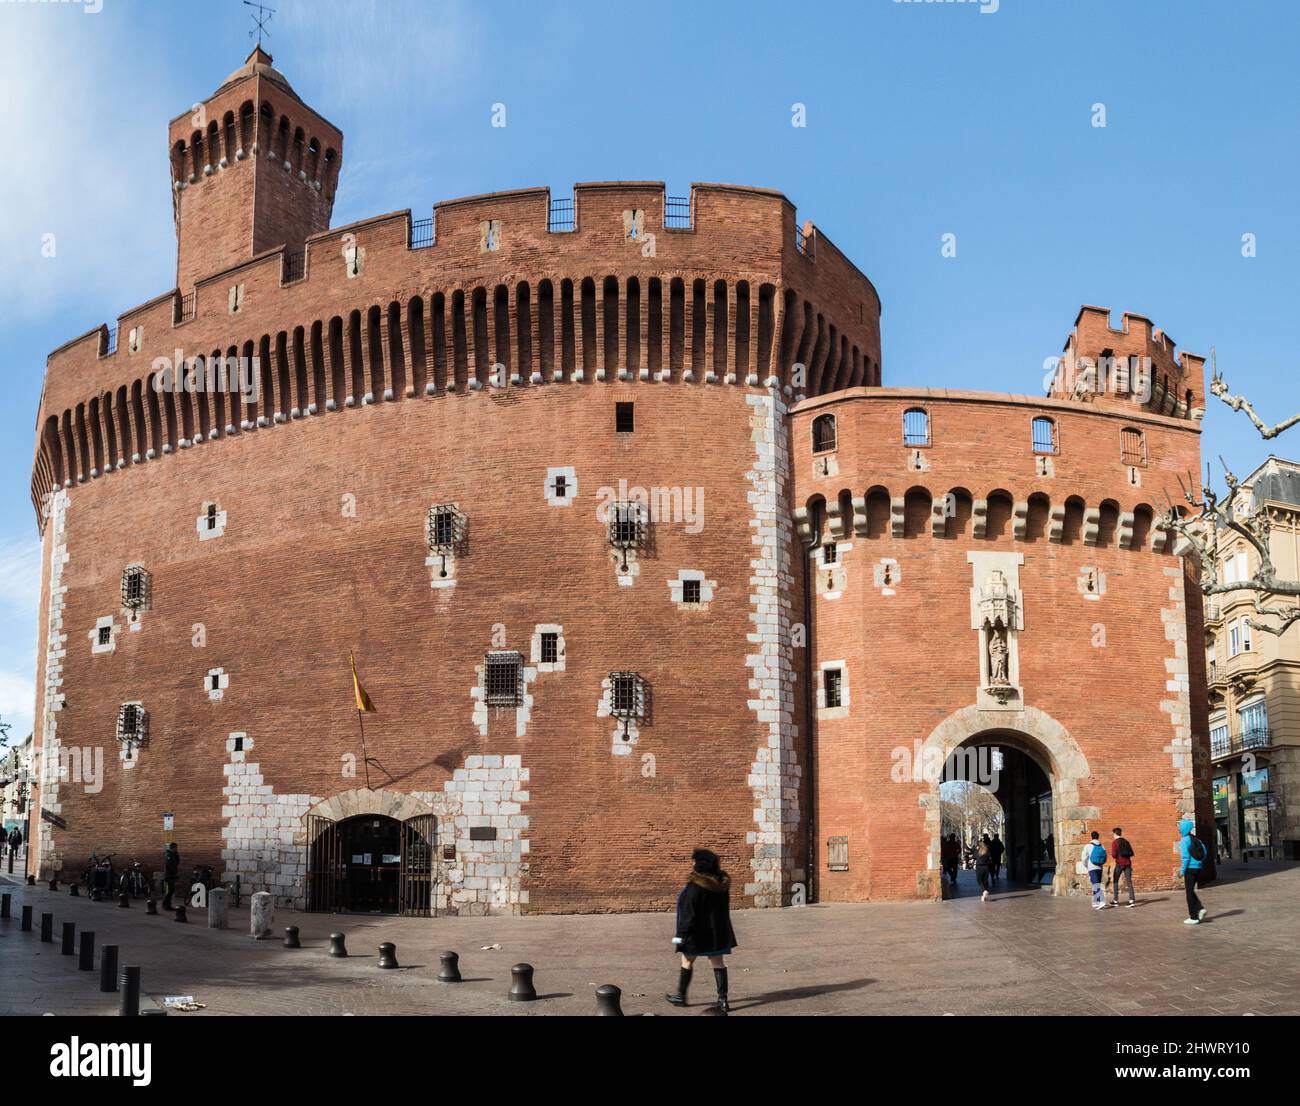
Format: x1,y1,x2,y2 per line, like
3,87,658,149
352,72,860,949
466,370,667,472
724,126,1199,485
968,551,1025,711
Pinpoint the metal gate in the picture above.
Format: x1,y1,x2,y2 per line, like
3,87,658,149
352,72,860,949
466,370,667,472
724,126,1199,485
305,813,339,912
399,815,436,918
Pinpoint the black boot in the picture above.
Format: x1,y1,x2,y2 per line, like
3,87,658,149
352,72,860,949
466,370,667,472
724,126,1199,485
713,967,729,1013
665,966,692,1006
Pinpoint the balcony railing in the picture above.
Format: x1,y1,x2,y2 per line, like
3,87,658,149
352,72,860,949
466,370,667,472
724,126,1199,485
1210,728,1272,760
105,326,119,355
795,218,814,257
410,216,435,249
664,195,692,229
282,250,305,283
547,198,575,233
1205,599,1222,621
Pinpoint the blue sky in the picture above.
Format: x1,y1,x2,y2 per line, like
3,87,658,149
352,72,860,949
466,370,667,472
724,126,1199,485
0,0,1296,737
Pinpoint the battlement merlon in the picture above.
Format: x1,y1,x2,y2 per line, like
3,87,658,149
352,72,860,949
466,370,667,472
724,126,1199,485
1049,305,1206,421
36,180,883,421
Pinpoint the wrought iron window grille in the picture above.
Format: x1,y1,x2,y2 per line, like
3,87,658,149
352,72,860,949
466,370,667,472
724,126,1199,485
427,504,467,577
484,651,524,708
607,500,646,572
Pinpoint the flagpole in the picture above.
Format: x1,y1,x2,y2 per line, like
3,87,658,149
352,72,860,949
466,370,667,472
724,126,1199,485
357,706,371,790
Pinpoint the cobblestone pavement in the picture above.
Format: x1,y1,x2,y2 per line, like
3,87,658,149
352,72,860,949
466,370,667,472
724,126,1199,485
1,862,1296,1016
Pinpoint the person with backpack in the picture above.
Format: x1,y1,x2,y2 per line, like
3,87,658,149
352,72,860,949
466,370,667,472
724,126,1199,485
1109,827,1136,907
1081,830,1109,908
665,848,739,1012
1178,818,1209,925
974,836,994,901
989,834,1005,883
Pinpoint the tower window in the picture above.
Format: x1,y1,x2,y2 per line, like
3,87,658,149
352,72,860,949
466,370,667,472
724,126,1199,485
116,703,147,747
903,408,930,447
427,504,466,553
1031,416,1058,455
1120,427,1147,466
540,632,559,665
97,626,112,646
616,402,634,433
608,500,645,549
609,672,645,720
484,651,523,707
552,473,568,498
682,579,702,605
206,503,219,531
824,667,843,709
823,542,837,565
121,565,150,611
812,413,837,453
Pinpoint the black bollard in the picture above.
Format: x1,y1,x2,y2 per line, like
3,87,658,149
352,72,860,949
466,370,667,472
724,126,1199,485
61,921,76,955
69,883,79,898
21,904,32,931
377,942,398,969
48,878,58,892
100,944,119,993
595,984,624,1016
174,905,187,923
1,892,9,918
509,963,537,1002
437,951,462,983
118,966,140,1016
118,892,130,909
26,874,35,886
141,1008,166,1017
283,926,300,949
40,912,53,942
78,931,95,971
328,932,348,957
145,899,157,916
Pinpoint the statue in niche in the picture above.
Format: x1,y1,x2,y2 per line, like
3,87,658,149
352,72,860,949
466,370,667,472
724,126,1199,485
987,624,1010,685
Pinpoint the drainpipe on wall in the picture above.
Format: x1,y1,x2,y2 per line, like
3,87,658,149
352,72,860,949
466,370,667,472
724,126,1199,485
803,510,820,905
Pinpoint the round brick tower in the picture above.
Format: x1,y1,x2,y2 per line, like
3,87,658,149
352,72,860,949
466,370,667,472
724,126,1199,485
28,49,882,914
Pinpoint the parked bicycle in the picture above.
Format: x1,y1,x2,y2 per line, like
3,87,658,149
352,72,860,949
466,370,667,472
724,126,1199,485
118,857,148,898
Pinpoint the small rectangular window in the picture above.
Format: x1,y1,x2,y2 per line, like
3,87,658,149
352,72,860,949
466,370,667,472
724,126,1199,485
824,667,843,709
1031,417,1057,455
682,579,702,604
823,542,837,565
609,671,644,719
608,501,644,548
828,836,849,872
97,626,112,646
540,632,559,664
1120,428,1146,466
616,402,634,433
903,408,930,447
206,504,219,530
484,651,523,707
427,504,465,553
121,565,149,610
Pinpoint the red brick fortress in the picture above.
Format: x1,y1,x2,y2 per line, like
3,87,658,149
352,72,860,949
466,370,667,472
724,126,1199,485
26,48,1211,914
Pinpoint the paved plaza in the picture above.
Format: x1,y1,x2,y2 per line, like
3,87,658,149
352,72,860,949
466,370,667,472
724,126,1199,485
1,862,1297,1016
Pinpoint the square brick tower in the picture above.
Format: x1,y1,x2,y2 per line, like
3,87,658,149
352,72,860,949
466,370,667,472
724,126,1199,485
168,46,342,291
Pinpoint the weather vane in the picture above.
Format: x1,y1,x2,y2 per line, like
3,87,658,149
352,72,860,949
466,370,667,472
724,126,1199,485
244,1,275,48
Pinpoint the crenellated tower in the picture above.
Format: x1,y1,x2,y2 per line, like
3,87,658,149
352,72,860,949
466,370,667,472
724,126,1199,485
169,46,342,291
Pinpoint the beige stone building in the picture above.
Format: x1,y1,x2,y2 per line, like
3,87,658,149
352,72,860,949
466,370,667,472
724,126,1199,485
1203,456,1300,860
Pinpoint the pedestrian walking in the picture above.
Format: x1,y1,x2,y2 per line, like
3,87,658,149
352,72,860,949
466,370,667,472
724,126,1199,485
941,833,961,888
975,836,993,901
162,841,180,910
1081,831,1109,909
1178,818,1209,925
990,833,1005,883
665,848,738,1012
1109,827,1136,907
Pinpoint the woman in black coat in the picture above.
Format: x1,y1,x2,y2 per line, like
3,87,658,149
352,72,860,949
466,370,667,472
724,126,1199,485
666,849,739,1011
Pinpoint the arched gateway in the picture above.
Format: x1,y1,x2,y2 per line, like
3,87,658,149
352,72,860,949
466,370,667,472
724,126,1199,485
305,790,437,916
920,705,1091,898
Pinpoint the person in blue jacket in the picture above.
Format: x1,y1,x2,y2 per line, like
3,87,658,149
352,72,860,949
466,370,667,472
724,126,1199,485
1178,818,1209,925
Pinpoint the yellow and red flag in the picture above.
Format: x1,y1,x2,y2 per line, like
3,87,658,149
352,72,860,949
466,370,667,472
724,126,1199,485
350,651,377,713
